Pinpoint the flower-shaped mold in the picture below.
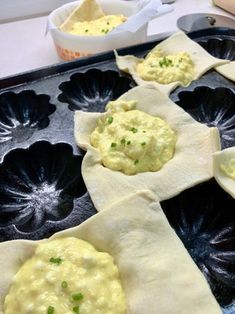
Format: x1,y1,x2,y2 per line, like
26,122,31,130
198,38,235,61
161,179,235,312
175,87,235,149
0,91,56,143
58,69,135,112
0,141,96,241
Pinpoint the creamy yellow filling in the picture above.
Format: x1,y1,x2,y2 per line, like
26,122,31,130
4,237,126,314
90,100,176,175
136,48,194,86
221,158,235,180
68,15,127,36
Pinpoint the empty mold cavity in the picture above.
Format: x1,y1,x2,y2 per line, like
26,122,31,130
175,87,235,148
0,91,56,143
58,69,134,112
161,179,235,312
198,38,235,61
0,141,93,237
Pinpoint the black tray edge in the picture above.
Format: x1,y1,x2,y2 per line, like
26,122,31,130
1,27,235,90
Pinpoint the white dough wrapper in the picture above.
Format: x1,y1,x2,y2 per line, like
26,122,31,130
215,61,235,83
213,146,235,198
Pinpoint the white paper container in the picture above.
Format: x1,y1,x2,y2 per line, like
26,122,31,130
47,0,172,60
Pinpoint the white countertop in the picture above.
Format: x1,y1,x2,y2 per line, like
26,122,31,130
0,0,234,79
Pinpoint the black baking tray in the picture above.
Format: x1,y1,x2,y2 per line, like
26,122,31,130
0,27,235,313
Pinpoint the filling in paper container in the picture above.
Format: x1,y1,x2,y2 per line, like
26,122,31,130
47,0,172,60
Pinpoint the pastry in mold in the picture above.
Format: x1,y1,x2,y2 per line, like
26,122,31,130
115,31,229,95
0,192,221,314
74,85,220,211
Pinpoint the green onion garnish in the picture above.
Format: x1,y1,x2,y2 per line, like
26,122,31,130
49,257,62,265
131,127,138,133
120,138,126,145
127,141,131,145
134,159,139,165
141,142,146,146
47,306,55,314
73,306,80,313
111,142,117,148
107,116,113,124
61,281,68,289
107,21,110,25
85,29,88,32
72,293,84,301
159,56,173,67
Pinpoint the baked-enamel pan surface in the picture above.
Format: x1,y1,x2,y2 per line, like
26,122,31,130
0,27,235,312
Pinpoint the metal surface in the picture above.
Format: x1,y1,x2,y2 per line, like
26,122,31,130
0,27,235,312
161,0,175,3
177,13,235,33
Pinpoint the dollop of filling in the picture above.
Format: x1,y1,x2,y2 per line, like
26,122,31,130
4,237,126,314
68,15,127,36
136,48,194,86
221,158,235,179
90,100,176,175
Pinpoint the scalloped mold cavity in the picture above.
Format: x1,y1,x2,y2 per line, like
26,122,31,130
0,91,56,143
198,38,235,61
161,179,235,312
0,141,96,240
58,69,135,112
176,87,235,149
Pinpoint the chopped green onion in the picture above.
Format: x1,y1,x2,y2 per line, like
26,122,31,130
73,306,80,313
134,159,139,165
85,29,88,32
72,293,84,301
107,116,113,124
49,257,62,265
131,127,138,133
127,141,131,145
141,142,146,146
107,21,110,25
61,281,68,289
120,138,126,145
105,29,109,34
142,130,146,133
101,29,105,32
47,306,55,314
159,56,173,67
111,142,117,148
